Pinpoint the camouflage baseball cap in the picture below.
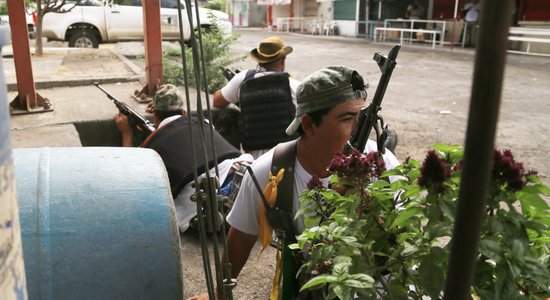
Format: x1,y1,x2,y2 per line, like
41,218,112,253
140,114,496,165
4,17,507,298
153,84,184,112
285,66,367,135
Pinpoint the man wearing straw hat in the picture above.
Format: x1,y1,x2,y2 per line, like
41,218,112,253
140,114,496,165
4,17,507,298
213,36,301,159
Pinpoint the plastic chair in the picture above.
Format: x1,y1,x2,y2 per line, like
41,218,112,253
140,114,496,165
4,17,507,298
311,19,322,35
324,21,336,36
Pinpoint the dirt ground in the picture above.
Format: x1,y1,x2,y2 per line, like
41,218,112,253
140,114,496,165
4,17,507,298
179,29,550,299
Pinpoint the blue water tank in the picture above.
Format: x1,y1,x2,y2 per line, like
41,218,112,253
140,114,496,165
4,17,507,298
13,147,184,300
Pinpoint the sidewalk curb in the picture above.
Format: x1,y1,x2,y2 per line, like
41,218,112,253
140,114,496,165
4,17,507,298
6,48,145,92
7,74,145,92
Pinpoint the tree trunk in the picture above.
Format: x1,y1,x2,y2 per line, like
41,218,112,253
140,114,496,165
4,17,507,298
35,0,43,56
35,13,43,56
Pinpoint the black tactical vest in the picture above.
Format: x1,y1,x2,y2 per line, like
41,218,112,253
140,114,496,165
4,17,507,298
238,71,297,151
142,116,241,197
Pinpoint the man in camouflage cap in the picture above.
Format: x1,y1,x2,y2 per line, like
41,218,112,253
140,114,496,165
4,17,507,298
187,66,400,300
113,84,244,234
152,84,184,113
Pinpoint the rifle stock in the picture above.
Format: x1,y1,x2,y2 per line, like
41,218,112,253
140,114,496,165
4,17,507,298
345,44,401,154
94,83,156,134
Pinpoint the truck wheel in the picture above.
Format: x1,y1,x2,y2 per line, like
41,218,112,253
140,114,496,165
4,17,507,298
68,30,99,48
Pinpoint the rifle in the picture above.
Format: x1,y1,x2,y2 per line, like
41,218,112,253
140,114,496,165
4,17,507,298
220,66,241,81
94,83,156,134
344,44,401,155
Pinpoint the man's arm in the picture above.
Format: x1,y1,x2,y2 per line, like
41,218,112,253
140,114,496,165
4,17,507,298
224,227,257,278
213,90,231,108
186,227,257,300
113,113,134,147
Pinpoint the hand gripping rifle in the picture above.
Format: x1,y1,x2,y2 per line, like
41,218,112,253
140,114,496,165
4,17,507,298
344,44,400,155
95,83,156,134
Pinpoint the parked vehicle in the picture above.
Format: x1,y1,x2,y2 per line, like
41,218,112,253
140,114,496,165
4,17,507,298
0,12,36,39
42,0,232,48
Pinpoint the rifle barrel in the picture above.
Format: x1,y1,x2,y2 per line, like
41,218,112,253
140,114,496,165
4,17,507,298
94,83,156,134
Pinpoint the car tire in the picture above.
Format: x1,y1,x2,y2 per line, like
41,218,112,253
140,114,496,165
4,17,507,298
68,30,99,48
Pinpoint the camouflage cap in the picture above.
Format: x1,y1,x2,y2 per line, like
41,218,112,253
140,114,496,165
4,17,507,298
153,84,184,112
285,66,367,135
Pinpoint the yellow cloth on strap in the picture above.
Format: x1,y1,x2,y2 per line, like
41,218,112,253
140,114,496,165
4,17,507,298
259,168,285,252
270,247,283,300
258,169,285,300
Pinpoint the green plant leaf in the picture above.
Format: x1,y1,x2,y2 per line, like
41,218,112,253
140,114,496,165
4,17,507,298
300,274,338,291
344,273,375,288
479,238,502,262
332,256,352,276
391,206,422,228
418,253,445,299
331,283,351,300
401,244,419,257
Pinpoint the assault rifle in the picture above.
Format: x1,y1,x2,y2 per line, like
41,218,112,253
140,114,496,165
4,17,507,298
94,83,156,134
344,44,400,155
220,67,241,81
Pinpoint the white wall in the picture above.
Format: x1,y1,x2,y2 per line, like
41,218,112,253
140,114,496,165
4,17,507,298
334,20,357,36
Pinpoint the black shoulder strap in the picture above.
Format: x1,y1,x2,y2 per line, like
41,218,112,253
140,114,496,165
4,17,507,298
271,139,298,213
243,69,258,82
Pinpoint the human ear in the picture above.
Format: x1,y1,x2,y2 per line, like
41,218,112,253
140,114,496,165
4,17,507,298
300,114,314,135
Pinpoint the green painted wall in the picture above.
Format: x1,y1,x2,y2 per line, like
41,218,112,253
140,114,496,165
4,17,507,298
334,0,356,20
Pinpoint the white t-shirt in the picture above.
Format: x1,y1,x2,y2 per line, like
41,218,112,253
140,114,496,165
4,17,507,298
227,139,400,236
174,153,254,233
464,2,480,23
220,68,301,107
157,116,256,233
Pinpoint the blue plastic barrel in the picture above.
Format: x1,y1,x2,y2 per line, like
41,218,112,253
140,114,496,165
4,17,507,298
0,24,28,300
13,147,183,300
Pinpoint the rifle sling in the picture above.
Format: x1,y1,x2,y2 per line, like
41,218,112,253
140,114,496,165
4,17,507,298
271,139,297,215
271,139,299,299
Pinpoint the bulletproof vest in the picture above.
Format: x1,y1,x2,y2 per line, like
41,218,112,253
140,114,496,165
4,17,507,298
141,116,241,197
238,71,297,151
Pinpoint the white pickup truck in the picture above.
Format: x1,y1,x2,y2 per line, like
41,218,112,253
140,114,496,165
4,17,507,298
42,0,232,48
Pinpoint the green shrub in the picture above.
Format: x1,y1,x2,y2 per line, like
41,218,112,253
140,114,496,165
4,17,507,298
293,145,550,299
202,0,224,11
0,2,7,15
162,14,245,94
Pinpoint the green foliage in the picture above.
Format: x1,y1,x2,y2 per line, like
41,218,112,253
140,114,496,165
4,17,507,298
0,1,35,15
162,14,245,94
293,145,550,299
0,2,7,15
202,0,224,11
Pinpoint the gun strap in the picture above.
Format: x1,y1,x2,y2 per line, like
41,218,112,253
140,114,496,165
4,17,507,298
271,139,299,299
271,139,297,214
243,69,258,82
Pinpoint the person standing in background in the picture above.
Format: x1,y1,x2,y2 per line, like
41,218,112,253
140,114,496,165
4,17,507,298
405,0,426,38
463,0,481,47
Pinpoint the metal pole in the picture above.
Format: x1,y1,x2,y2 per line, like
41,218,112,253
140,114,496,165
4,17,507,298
449,0,458,51
7,0,50,114
443,0,513,299
134,0,164,101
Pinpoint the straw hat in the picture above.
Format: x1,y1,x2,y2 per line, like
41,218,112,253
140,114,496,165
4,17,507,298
250,36,293,64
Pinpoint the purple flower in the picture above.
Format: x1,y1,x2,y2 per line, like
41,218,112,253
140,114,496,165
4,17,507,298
418,150,451,190
328,150,386,183
307,175,324,190
492,149,526,192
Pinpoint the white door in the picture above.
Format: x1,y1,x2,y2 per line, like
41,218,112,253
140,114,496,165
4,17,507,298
105,0,144,40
